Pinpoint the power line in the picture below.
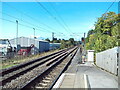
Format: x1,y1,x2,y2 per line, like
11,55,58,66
91,0,117,29
35,0,72,34
0,11,53,32
104,0,117,15
0,17,52,33
3,2,60,33
47,1,73,34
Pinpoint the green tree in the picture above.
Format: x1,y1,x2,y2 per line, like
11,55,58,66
45,38,50,42
69,38,75,45
53,40,60,43
86,12,119,52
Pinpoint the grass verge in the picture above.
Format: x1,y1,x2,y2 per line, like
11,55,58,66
0,49,59,70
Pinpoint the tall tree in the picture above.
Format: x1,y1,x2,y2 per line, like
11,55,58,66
86,12,119,52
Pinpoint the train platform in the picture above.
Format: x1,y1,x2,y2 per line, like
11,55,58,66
53,48,118,89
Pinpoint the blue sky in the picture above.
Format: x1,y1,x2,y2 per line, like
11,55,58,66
0,2,118,41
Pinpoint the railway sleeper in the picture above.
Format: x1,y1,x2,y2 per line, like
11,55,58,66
20,47,78,89
42,80,51,83
44,77,52,80
39,83,48,86
35,86,48,89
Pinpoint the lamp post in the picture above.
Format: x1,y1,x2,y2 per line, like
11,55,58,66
16,20,18,46
33,28,35,55
52,32,54,41
84,32,86,53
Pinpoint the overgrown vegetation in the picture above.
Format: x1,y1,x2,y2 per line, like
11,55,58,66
86,12,120,53
1,49,59,69
45,38,79,49
1,38,79,69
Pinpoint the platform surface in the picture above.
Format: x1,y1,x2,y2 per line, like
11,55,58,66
53,48,118,89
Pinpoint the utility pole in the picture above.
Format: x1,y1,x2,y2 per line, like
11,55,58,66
33,28,35,55
33,28,35,39
83,33,86,61
52,32,54,41
16,20,18,46
84,33,86,44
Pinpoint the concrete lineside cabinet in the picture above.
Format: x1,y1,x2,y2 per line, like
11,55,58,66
87,50,94,62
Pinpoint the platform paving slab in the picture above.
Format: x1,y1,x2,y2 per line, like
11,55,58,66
77,62,118,88
53,47,118,89
53,73,86,88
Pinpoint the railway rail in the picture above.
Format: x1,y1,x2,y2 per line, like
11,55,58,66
1,46,78,89
21,46,78,89
0,48,69,85
1,48,68,75
1,50,67,85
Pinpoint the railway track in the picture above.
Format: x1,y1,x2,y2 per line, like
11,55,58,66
1,46,78,89
1,49,67,85
21,46,78,89
1,48,69,85
1,48,68,76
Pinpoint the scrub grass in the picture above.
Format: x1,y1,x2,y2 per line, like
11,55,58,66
0,49,59,70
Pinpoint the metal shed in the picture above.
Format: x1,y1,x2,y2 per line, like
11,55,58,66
50,43,61,50
39,40,50,53
9,37,49,54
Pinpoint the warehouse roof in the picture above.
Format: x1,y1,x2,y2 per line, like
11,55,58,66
10,36,49,43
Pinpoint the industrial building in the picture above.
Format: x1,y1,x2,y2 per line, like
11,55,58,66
50,43,61,50
10,37,49,55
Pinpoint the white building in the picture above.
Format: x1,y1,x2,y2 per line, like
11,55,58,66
10,37,49,54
